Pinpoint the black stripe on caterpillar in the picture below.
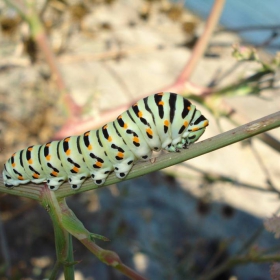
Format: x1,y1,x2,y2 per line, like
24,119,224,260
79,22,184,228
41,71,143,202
3,92,209,191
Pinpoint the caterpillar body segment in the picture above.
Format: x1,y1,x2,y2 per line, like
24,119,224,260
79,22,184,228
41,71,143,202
40,141,68,191
23,145,47,184
99,122,136,179
3,154,30,187
59,136,90,190
79,130,114,186
128,97,162,152
115,111,153,160
3,92,209,191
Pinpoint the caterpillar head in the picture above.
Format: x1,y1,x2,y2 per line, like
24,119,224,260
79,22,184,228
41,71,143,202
185,128,207,145
184,114,209,145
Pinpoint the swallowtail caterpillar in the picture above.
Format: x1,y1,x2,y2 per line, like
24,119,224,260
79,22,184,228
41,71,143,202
3,92,209,191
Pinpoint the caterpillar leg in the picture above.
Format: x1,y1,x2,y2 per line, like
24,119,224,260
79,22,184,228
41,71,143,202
68,174,89,190
164,144,180,152
113,158,135,179
91,167,112,186
94,178,106,185
47,177,67,191
115,171,129,179
89,167,114,186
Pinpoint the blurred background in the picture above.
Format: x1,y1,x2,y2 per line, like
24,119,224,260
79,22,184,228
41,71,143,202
0,0,280,279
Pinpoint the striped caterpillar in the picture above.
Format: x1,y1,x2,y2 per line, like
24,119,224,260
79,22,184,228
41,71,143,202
3,92,209,191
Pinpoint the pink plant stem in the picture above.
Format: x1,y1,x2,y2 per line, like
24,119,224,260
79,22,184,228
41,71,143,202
54,102,135,138
35,31,81,117
4,0,81,117
164,0,225,94
54,0,225,139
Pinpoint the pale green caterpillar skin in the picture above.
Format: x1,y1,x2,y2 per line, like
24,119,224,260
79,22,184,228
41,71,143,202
3,92,209,191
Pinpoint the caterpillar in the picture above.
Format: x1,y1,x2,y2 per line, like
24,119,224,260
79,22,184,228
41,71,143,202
3,92,209,191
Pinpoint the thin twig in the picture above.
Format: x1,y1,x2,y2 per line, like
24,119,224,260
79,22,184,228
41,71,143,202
162,0,225,94
3,0,81,118
198,254,280,280
179,162,280,195
81,239,148,280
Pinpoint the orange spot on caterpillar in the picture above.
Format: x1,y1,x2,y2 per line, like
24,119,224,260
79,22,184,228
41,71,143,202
87,144,92,150
28,147,33,151
138,111,143,118
85,131,90,136
12,162,16,167
72,166,79,173
66,149,71,155
18,176,24,180
133,136,139,143
65,137,70,142
33,173,39,179
108,136,112,142
157,92,164,95
192,127,199,131
46,155,51,161
146,128,153,135
118,115,122,119
159,101,164,106
51,171,58,177
187,106,191,110
95,161,102,168
103,125,108,129
164,120,169,126
117,152,124,159
124,123,128,129
28,159,33,164
204,120,209,127
46,143,51,147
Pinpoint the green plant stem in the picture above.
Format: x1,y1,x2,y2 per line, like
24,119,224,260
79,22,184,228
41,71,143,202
0,111,280,198
48,261,61,280
39,189,146,280
40,187,75,279
3,0,28,21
